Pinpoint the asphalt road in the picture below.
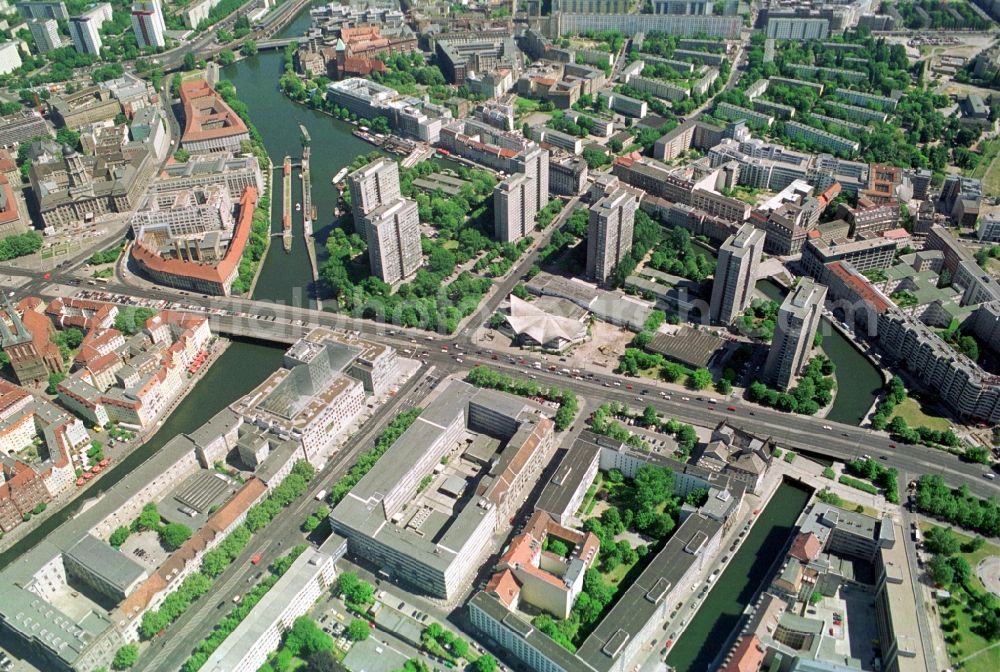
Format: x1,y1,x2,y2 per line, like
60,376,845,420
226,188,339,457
4,260,998,500
133,366,437,671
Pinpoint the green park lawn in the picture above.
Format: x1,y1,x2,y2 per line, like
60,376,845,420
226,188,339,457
920,523,1000,671
891,397,951,432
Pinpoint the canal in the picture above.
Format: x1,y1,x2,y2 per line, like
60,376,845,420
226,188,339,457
0,340,285,571
665,481,812,672
222,6,377,307
756,278,883,425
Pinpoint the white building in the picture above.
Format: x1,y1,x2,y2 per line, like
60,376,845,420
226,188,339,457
200,536,345,672
0,42,22,75
69,14,102,55
27,18,61,53
131,0,165,49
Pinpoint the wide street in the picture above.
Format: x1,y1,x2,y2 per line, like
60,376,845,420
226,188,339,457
132,365,437,671
4,259,998,501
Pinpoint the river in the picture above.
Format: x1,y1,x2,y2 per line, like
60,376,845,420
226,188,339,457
757,278,883,425
665,481,812,671
0,340,284,571
222,8,377,307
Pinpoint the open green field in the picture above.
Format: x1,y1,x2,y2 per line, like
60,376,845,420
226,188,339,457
920,523,1000,672
970,139,1000,195
891,397,952,432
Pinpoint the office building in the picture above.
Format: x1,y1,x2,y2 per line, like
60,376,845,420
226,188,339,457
586,187,637,283
801,231,899,283
29,141,155,229
27,17,61,52
232,327,396,464
329,380,556,600
365,196,422,285
435,37,520,86
130,188,257,296
49,85,122,129
494,173,537,243
548,155,588,196
763,277,826,389
710,223,765,325
131,0,165,49
150,153,264,200
347,156,400,239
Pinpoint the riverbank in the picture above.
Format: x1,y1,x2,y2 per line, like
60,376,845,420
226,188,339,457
666,478,812,671
756,278,883,425
0,336,233,562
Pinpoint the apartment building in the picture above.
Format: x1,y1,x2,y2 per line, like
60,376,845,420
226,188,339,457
710,223,765,325
347,156,401,239
586,186,638,283
131,0,165,50
365,196,422,285
763,277,827,389
495,172,537,243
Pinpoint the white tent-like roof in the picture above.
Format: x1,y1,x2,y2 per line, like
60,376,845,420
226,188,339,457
505,295,587,349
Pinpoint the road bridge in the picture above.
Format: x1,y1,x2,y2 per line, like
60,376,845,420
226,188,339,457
3,261,999,500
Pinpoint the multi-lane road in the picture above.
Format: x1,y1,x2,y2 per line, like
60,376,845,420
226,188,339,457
3,259,998,500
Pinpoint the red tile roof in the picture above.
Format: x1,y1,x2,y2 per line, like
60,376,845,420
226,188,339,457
721,635,765,672
485,569,521,608
826,261,892,314
179,79,250,144
788,532,822,562
131,187,257,291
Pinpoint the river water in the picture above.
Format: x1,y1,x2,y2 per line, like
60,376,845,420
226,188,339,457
757,279,883,425
222,7,376,307
665,481,812,671
0,341,284,570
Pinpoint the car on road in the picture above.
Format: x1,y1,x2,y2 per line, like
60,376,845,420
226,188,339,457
985,473,996,480
251,553,262,565
727,406,736,412
823,425,832,430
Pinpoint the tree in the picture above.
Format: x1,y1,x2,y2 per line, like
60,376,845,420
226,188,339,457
687,368,712,390
112,644,138,670
472,655,498,672
925,527,960,555
160,523,192,551
337,572,374,609
642,405,659,427
137,502,161,531
285,617,334,657
305,650,341,672
347,618,370,642
109,526,130,548
218,49,235,66
183,52,196,71
241,40,258,57
46,372,66,394
928,554,954,585
115,307,156,335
